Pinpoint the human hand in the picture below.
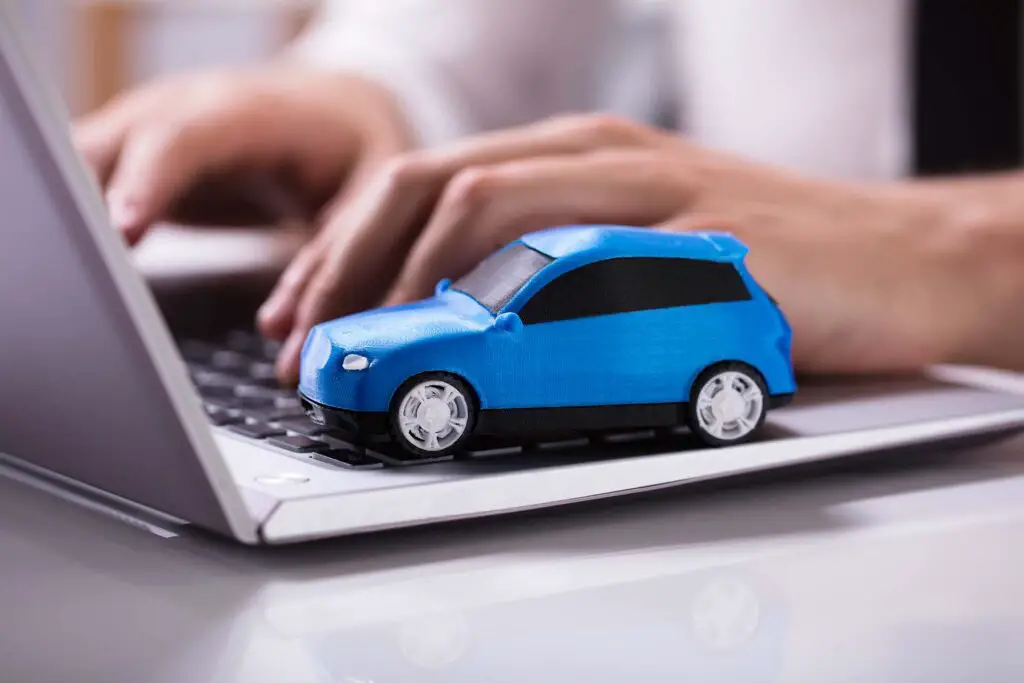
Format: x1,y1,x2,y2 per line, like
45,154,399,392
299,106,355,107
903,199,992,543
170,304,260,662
257,113,1018,382
73,63,412,244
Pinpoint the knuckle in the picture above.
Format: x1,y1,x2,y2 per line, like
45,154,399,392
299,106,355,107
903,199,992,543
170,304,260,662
440,167,499,214
378,152,433,191
547,113,642,144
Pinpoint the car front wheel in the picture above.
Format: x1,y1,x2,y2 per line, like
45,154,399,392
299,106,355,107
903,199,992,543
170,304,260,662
688,363,767,447
390,373,477,457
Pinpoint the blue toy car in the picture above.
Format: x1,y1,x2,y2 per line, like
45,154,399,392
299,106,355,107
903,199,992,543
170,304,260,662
299,225,795,457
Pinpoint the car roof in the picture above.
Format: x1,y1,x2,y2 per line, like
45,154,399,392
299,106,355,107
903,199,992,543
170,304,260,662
519,225,748,263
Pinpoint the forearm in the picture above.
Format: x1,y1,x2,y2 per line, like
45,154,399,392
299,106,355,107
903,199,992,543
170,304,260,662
909,172,1024,370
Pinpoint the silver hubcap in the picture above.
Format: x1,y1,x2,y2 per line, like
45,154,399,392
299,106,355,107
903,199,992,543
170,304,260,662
695,370,763,441
397,380,470,452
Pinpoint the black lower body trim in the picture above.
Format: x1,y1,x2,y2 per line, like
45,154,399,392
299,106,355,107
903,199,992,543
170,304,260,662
475,402,685,437
299,394,389,435
301,393,795,441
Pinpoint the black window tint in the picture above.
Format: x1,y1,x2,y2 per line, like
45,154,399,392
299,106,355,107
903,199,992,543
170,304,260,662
453,243,553,314
519,257,751,324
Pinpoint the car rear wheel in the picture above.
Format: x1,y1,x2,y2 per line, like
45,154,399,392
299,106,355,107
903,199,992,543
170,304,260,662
688,363,767,447
390,373,477,457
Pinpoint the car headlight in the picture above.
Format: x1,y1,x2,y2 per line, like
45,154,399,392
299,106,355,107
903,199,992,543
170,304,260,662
341,353,370,371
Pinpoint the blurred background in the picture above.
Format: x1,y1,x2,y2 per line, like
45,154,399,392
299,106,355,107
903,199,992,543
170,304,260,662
10,0,669,124
10,1,320,117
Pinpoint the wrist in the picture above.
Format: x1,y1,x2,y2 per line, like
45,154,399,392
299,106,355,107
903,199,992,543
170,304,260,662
918,175,1024,370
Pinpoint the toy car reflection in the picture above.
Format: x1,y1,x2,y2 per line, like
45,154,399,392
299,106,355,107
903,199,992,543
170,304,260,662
299,225,795,457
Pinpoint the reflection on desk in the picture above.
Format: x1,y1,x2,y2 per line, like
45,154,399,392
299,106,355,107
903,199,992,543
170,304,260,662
1,429,1024,682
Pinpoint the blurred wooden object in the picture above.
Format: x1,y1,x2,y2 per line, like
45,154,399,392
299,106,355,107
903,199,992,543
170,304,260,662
72,1,322,116
74,2,132,115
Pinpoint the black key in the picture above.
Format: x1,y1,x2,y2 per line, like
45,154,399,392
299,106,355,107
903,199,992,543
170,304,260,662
235,384,285,401
203,397,243,412
178,340,217,362
249,362,277,382
210,350,249,372
266,435,329,453
364,444,454,466
275,418,329,436
196,384,238,399
225,330,264,354
192,370,238,389
244,375,281,389
228,422,287,439
204,405,244,426
241,405,307,422
274,396,303,410
233,394,277,409
315,440,383,469
260,340,282,361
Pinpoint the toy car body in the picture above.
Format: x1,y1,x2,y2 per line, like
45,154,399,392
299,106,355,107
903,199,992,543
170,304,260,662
299,225,795,456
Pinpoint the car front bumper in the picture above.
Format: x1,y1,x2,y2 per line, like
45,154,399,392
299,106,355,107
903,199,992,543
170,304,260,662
299,392,390,437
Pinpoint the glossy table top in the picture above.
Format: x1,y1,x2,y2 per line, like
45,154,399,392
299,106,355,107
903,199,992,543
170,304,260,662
3,431,1024,682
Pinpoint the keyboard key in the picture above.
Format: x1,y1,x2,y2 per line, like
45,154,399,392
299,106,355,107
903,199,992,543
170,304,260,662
235,384,285,401
266,435,329,453
276,418,329,436
210,350,250,373
204,405,244,426
315,441,383,469
196,384,238,399
274,396,303,410
228,422,287,439
241,405,306,422
203,397,243,412
178,340,217,362
192,370,237,389
249,362,277,381
225,330,264,354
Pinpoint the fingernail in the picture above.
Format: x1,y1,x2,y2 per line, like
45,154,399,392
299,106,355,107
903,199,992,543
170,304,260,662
107,193,142,231
256,298,279,327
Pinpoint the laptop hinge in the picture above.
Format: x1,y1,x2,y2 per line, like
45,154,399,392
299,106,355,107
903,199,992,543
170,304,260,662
0,452,188,539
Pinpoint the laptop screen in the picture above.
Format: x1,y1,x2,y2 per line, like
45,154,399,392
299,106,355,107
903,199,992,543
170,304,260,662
0,11,238,536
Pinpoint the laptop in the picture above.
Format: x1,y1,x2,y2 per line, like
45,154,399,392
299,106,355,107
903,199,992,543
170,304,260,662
2,6,1024,545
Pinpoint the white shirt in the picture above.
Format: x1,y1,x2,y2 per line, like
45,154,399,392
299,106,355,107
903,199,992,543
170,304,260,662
292,0,911,180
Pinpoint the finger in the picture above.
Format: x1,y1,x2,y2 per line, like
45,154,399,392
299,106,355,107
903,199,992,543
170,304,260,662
273,198,414,385
104,116,220,243
384,150,694,305
256,237,327,340
72,90,155,187
412,114,659,181
654,213,740,234
259,144,400,344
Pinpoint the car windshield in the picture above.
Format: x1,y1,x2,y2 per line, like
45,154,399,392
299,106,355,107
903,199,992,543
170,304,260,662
453,243,553,314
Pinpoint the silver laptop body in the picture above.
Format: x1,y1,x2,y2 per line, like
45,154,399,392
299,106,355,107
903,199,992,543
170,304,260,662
2,5,1024,545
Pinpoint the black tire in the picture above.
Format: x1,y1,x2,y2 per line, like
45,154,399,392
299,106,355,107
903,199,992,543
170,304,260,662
388,372,478,457
687,362,768,447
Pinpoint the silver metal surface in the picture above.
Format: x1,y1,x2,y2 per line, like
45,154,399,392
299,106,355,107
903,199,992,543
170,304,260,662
3,430,1024,682
0,5,255,542
195,370,1024,544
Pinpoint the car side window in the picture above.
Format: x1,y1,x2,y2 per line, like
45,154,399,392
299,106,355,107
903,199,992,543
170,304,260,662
518,257,751,325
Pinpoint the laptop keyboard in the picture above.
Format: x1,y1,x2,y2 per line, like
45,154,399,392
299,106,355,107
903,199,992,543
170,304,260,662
178,330,382,469
178,330,725,470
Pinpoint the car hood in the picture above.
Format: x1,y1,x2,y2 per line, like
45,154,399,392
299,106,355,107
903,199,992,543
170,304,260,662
308,291,493,356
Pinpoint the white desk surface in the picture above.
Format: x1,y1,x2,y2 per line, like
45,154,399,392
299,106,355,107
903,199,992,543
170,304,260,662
3,229,1023,682
2,414,1024,682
